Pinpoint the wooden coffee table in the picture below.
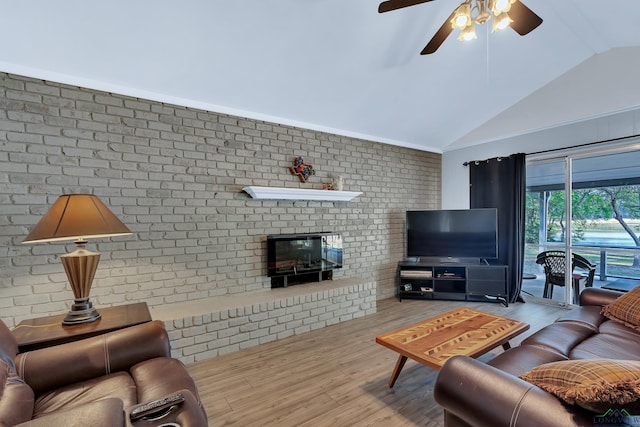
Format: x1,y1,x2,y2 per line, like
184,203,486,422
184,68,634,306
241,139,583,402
376,307,529,387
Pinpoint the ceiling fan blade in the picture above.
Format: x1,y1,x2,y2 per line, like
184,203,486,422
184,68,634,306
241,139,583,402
509,1,543,35
378,0,435,14
420,10,455,55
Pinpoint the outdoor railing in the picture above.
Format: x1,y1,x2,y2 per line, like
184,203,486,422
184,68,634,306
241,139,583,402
525,243,640,281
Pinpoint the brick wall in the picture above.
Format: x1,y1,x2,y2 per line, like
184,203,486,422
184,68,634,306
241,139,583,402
157,278,377,363
0,72,441,327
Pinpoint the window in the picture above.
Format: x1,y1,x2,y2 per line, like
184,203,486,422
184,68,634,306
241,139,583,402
523,142,640,305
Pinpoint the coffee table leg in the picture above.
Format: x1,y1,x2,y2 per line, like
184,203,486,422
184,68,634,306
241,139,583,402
388,355,408,388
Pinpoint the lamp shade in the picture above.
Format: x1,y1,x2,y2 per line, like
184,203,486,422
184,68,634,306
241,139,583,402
23,194,131,243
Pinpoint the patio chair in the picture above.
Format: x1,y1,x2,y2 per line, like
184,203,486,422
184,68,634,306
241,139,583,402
573,253,596,289
535,251,596,303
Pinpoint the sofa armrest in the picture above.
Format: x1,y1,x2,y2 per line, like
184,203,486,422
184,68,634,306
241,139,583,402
16,320,170,395
434,356,593,427
16,398,124,427
579,287,623,307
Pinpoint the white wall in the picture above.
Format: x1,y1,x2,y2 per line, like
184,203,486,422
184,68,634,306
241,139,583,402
441,108,640,209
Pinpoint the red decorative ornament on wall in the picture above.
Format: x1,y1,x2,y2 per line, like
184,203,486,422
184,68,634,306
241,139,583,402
289,156,315,183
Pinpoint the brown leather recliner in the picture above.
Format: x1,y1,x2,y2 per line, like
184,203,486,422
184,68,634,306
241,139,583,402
0,319,208,427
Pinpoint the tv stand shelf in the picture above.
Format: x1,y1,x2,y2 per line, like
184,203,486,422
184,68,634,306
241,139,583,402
398,261,508,306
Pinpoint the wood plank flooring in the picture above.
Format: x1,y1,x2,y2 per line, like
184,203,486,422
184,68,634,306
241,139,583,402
187,297,569,427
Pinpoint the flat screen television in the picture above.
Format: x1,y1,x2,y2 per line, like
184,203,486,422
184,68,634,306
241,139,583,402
406,209,498,261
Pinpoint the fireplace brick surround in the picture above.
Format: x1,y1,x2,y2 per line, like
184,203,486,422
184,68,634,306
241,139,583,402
151,278,376,363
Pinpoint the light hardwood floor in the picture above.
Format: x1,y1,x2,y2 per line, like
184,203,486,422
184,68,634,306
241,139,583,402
187,297,569,426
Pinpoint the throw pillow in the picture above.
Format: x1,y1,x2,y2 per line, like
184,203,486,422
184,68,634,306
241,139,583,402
520,359,640,413
602,286,640,331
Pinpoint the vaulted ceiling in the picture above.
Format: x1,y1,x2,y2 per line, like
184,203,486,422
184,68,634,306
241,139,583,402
2,0,640,153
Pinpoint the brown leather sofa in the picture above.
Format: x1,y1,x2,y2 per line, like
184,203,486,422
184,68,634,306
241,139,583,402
434,287,640,427
0,318,208,427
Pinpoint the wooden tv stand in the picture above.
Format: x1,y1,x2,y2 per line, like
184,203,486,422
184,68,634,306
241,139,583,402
397,261,509,306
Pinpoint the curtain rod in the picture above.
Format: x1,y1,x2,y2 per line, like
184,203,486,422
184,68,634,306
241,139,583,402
462,156,503,167
463,133,640,166
526,133,640,156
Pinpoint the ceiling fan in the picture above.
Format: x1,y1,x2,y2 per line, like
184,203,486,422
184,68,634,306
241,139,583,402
378,0,543,54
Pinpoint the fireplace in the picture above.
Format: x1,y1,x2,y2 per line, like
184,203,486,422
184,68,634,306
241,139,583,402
267,232,343,287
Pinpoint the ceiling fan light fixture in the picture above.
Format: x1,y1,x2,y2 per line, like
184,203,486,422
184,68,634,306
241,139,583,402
474,0,491,25
475,11,491,25
491,0,516,14
451,2,472,30
458,22,477,41
492,11,512,32
378,0,542,55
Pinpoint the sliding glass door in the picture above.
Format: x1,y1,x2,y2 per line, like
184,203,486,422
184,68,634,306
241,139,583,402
571,150,640,288
523,142,640,306
524,158,572,305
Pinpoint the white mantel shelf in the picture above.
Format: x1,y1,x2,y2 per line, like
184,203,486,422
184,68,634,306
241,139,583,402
243,186,362,202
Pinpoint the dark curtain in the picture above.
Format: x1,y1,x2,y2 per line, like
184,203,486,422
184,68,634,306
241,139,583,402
469,153,526,303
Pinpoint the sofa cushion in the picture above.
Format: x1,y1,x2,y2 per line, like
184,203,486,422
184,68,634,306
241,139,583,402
555,305,607,331
569,332,640,361
521,322,595,357
599,319,640,341
520,359,640,413
488,345,568,377
16,320,171,396
17,398,124,427
32,372,136,419
602,285,640,330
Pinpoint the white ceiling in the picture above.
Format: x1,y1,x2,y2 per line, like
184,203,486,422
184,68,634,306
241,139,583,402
2,0,640,153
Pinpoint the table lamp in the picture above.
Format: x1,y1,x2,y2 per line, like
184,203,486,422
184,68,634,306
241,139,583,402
23,194,132,325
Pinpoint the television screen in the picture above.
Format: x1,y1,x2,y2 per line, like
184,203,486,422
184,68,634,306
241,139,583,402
406,209,498,260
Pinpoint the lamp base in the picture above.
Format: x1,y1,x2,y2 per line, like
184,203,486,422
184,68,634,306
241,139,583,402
62,297,101,325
